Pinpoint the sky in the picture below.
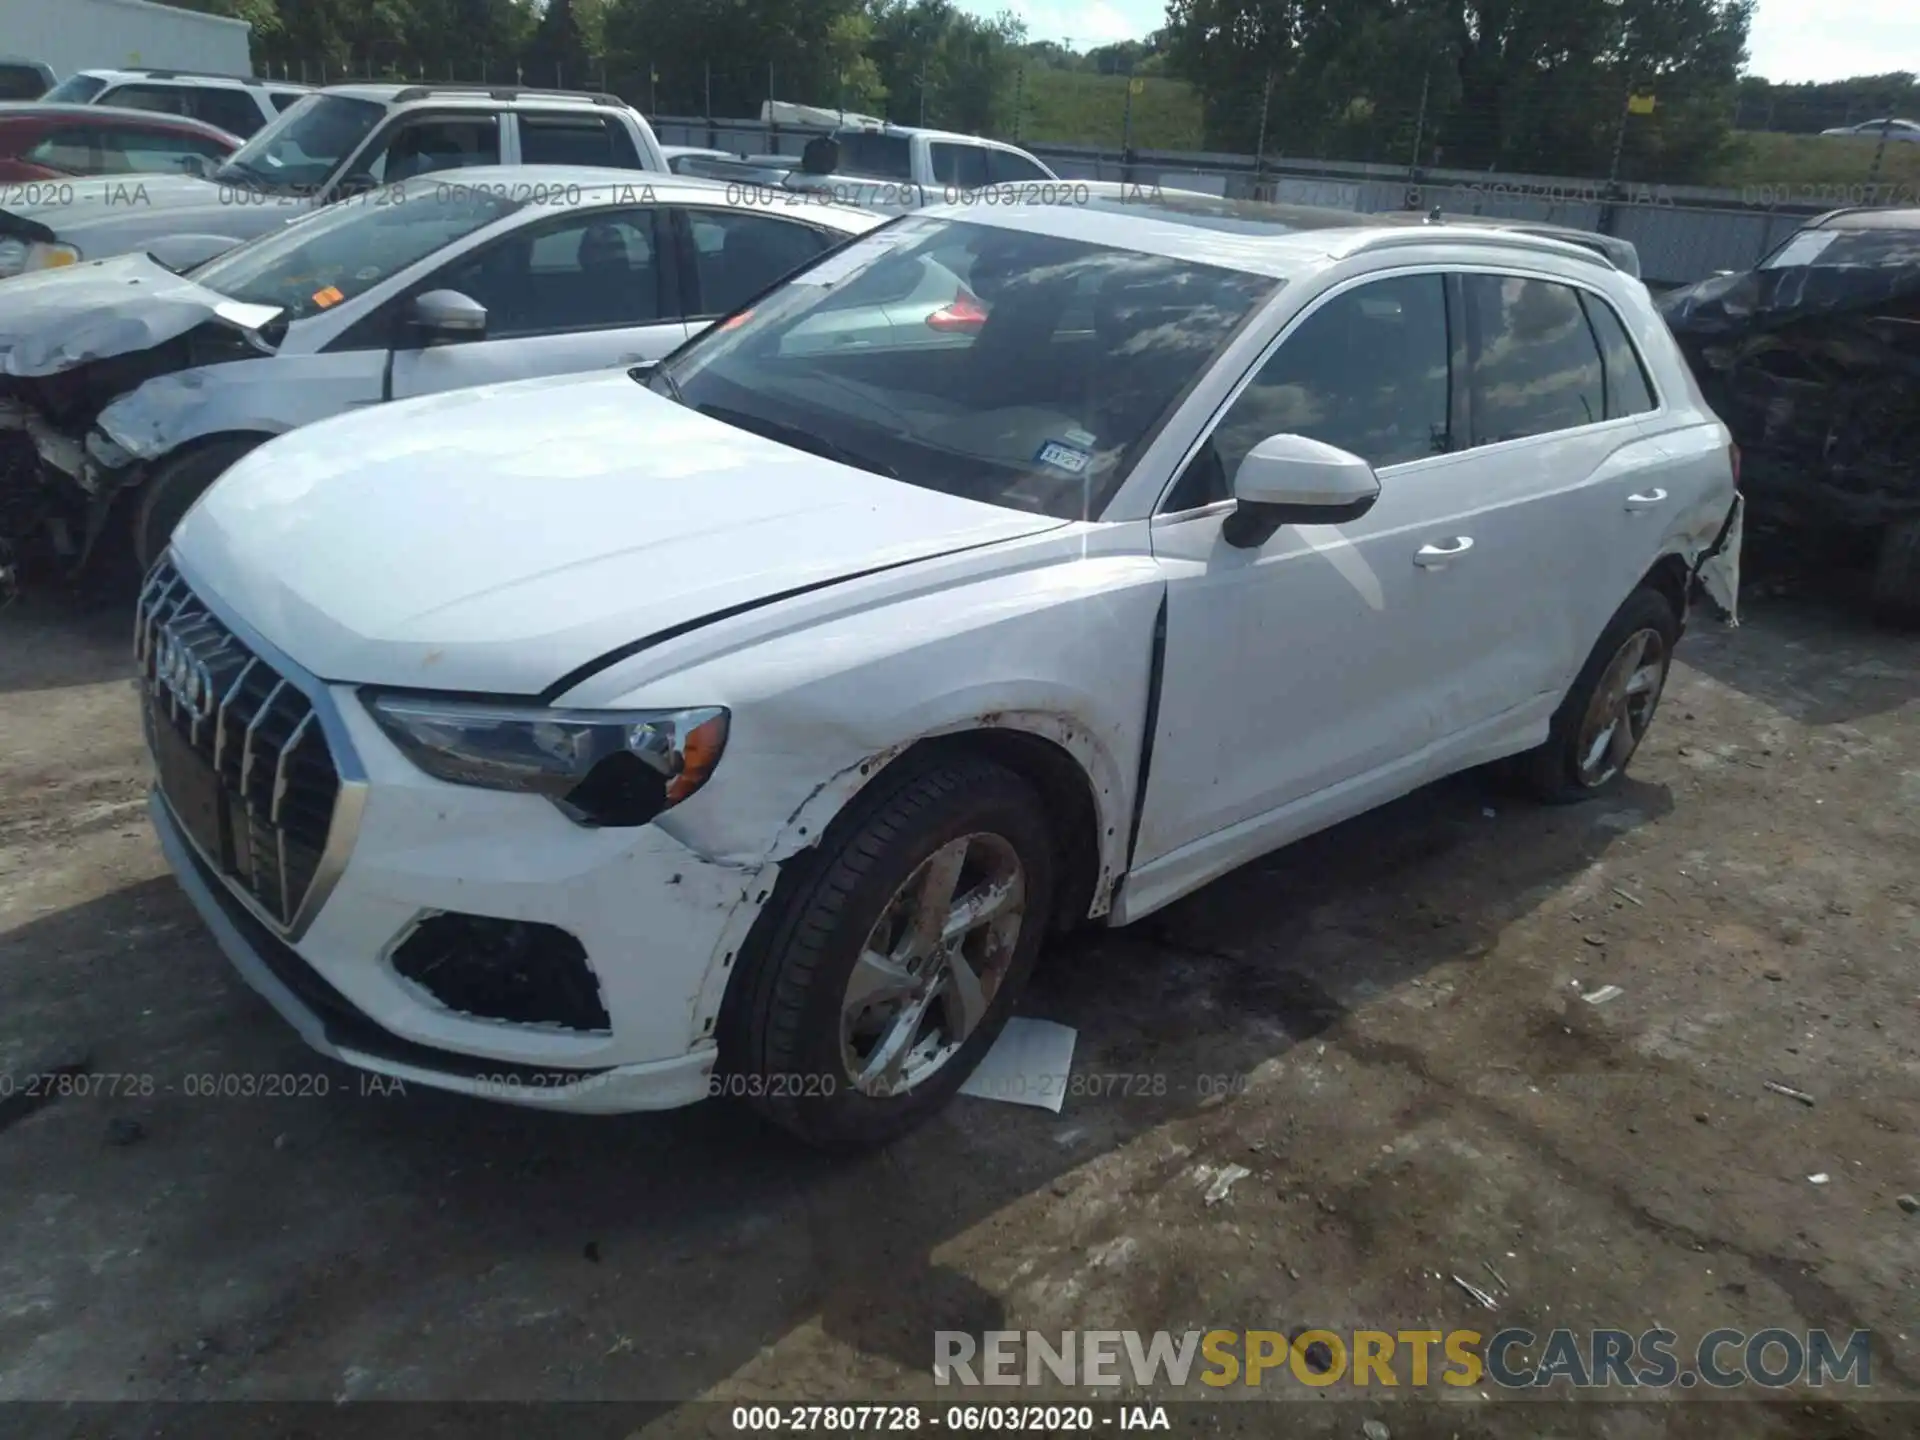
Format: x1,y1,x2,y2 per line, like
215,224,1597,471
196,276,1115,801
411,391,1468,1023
964,0,1920,85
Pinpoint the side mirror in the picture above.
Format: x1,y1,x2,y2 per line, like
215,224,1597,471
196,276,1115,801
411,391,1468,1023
1222,433,1381,549
408,289,487,346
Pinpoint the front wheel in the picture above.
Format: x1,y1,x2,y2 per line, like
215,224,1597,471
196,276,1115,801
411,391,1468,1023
130,437,264,574
721,755,1057,1151
1520,587,1680,803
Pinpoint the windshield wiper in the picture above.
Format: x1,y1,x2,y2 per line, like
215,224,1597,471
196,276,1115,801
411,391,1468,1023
697,403,898,479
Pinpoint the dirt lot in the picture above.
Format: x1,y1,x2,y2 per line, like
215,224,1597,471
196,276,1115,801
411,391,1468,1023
1,570,1916,1440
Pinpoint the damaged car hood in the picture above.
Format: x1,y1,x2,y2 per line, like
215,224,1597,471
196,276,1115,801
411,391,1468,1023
172,370,1070,695
0,253,280,376
0,173,300,263
1657,238,1920,340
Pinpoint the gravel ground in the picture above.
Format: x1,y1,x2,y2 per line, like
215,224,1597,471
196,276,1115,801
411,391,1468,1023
0,574,1915,1440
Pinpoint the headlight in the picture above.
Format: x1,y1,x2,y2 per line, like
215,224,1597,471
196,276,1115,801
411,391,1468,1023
364,694,729,828
18,241,81,275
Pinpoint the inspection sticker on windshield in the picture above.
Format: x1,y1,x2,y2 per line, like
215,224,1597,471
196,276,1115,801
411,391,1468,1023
792,233,903,286
311,285,345,309
1035,440,1091,474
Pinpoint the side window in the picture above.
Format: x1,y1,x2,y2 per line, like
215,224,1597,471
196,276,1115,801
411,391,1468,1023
1462,274,1605,445
1578,293,1657,418
99,83,190,117
518,113,640,168
987,149,1050,184
268,90,306,113
684,209,832,317
359,115,502,184
97,125,231,174
432,207,665,338
189,88,267,138
1164,274,1450,514
21,129,96,174
930,142,991,189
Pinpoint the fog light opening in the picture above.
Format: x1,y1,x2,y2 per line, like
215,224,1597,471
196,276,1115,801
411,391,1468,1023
390,913,611,1033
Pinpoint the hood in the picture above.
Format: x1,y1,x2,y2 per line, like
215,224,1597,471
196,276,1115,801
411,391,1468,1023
0,173,302,259
173,371,1068,695
0,253,281,376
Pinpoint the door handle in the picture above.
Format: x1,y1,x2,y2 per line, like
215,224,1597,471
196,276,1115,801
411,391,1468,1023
1414,536,1474,567
1625,488,1669,511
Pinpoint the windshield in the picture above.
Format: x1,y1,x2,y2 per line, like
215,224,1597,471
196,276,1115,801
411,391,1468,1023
214,93,384,193
43,74,106,104
653,216,1279,520
193,181,524,320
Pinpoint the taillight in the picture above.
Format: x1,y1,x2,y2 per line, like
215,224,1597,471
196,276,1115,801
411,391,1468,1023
1729,440,1741,487
927,288,987,333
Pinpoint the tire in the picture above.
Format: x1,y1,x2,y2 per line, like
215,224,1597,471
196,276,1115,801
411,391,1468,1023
721,755,1057,1151
1519,587,1681,803
129,437,264,575
1871,518,1920,630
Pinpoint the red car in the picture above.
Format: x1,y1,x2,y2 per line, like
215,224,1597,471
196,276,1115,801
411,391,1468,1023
0,103,240,184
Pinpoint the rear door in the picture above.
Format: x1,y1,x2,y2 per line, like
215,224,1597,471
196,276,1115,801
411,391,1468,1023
388,203,688,399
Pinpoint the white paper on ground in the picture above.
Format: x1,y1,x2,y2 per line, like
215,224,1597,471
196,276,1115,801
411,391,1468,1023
958,1017,1078,1113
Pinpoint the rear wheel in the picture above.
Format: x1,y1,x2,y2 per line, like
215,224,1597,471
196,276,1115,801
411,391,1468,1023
1871,518,1920,629
1520,587,1680,803
721,755,1056,1151
130,437,264,575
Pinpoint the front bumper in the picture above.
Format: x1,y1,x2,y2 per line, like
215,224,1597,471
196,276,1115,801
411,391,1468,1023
152,788,722,1112
143,566,778,1114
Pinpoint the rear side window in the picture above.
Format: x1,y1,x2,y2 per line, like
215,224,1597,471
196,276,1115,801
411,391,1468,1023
930,142,990,189
685,209,833,316
21,129,94,173
518,113,640,168
187,88,266,138
1462,274,1605,444
268,90,305,112
1578,293,1657,418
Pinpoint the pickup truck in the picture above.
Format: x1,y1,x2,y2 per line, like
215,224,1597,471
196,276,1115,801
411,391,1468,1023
678,121,1062,212
0,82,670,278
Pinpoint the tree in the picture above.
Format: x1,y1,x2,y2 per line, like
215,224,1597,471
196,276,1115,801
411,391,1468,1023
523,0,593,87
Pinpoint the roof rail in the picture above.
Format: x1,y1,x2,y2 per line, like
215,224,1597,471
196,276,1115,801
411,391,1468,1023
387,83,624,107
128,67,262,85
1349,225,1620,271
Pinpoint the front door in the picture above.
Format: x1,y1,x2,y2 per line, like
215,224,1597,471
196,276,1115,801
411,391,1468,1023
388,204,690,399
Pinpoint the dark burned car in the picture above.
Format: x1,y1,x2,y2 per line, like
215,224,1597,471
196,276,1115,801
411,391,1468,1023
1658,208,1920,624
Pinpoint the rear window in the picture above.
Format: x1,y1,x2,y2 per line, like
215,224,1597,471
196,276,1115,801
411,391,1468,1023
832,131,911,180
192,182,525,320
1762,226,1920,270
43,74,106,104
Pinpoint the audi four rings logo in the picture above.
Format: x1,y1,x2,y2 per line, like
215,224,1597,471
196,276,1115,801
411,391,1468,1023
154,624,216,722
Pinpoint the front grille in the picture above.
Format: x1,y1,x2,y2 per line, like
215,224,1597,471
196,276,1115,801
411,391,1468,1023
137,561,341,928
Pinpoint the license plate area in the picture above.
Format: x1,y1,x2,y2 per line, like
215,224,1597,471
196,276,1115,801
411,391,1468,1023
149,697,227,866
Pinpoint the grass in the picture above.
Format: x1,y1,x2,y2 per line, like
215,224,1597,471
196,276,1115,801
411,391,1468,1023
1703,130,1920,199
1007,69,1920,198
